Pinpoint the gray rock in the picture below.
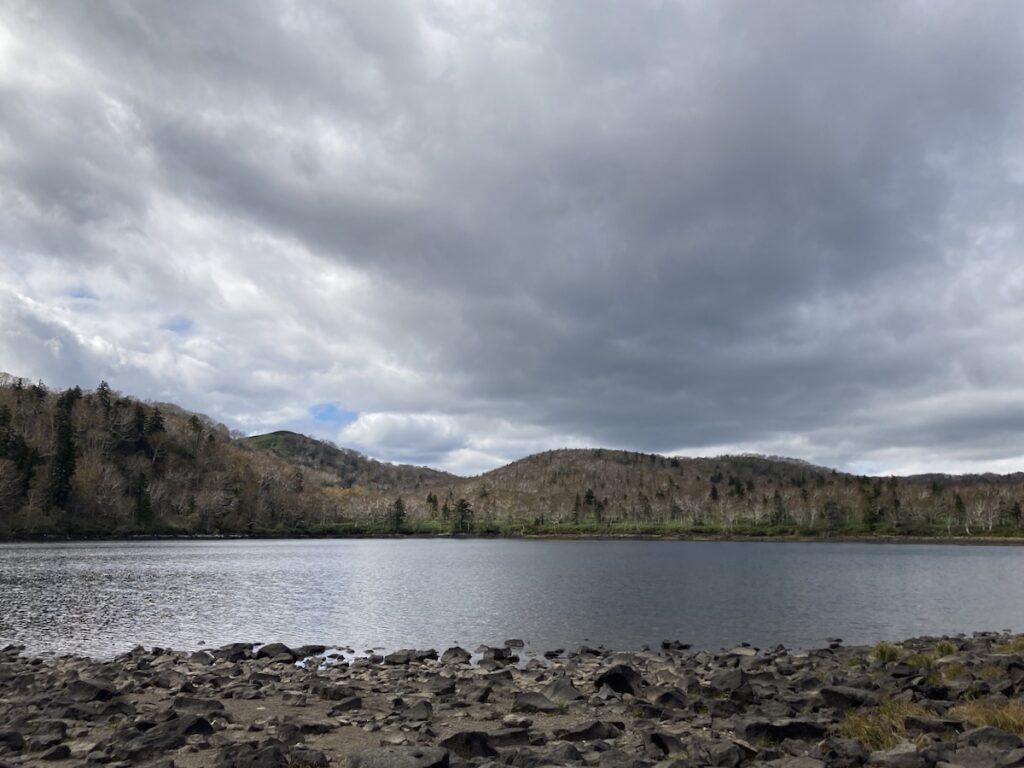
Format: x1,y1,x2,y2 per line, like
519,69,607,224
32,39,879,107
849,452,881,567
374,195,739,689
405,701,434,721
868,741,926,768
350,747,450,768
961,726,1024,751
438,731,498,759
557,720,624,742
595,665,643,696
742,719,828,743
544,677,586,704
441,647,472,665
513,692,561,714
255,642,296,661
820,685,880,711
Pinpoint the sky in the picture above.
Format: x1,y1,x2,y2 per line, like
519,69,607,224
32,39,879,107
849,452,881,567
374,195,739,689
1,1,1023,477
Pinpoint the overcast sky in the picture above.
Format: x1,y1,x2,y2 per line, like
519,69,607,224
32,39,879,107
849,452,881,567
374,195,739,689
2,2,1023,476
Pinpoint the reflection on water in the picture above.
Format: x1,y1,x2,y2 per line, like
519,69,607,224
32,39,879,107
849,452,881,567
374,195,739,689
0,538,1022,658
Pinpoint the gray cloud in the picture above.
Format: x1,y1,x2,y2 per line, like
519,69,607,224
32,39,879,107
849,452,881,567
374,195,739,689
2,1,1023,475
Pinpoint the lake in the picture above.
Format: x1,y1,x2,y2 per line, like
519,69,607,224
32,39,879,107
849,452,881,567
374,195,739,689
1,538,1022,658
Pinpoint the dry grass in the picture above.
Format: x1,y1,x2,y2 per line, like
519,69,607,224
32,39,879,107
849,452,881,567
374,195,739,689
839,698,932,751
935,640,958,656
949,699,1024,735
976,665,1006,681
872,642,902,663
907,652,936,670
994,637,1024,655
941,662,966,680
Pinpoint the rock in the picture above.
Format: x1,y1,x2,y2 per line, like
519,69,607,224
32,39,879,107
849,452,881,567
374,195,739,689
40,744,71,761
644,731,686,757
505,639,526,648
328,695,362,714
213,642,254,662
120,714,214,761
438,731,498,759
405,701,434,721
544,677,586,704
293,644,328,659
441,647,472,665
488,728,532,747
557,720,624,742
385,649,438,665
820,685,880,711
741,719,828,743
961,726,1024,751
594,665,643,695
597,748,652,768
290,746,329,766
868,741,926,768
67,678,117,702
256,642,296,661
819,737,869,768
0,731,24,751
215,740,290,767
513,692,561,714
350,746,450,768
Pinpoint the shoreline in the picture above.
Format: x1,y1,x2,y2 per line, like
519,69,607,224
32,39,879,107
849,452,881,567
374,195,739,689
4,531,1024,546
3,632,1024,767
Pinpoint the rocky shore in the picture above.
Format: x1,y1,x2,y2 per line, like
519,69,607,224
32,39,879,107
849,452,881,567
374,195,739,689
3,633,1024,768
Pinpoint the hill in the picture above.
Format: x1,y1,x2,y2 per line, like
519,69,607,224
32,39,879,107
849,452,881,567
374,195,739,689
244,431,451,491
1,375,1022,539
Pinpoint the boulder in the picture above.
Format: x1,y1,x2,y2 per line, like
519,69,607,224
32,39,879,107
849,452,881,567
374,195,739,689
544,677,586,704
595,665,643,695
438,731,498,759
961,726,1024,752
440,647,472,665
557,720,624,742
868,742,926,768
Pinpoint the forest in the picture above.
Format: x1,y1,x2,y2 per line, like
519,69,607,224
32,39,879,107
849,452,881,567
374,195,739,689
1,375,1023,540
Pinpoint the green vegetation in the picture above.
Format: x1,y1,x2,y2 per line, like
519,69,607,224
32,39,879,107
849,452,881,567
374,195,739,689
839,698,932,751
994,636,1024,654
935,640,958,656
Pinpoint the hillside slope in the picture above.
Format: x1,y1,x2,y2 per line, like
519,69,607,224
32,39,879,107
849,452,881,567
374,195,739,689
245,431,451,491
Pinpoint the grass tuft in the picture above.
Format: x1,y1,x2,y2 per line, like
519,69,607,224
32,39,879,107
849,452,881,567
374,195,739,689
935,640,958,656
907,652,936,670
839,698,932,751
994,637,1024,655
872,642,902,663
950,699,1024,736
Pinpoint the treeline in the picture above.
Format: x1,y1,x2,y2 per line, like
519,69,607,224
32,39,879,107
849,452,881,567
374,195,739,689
3,376,1024,540
0,376,346,537
361,450,1024,538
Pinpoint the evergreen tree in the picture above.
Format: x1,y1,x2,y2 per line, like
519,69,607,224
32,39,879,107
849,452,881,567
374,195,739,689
389,497,407,533
453,498,473,533
45,389,79,509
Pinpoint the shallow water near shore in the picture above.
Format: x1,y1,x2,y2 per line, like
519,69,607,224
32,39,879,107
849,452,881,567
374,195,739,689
1,538,1023,658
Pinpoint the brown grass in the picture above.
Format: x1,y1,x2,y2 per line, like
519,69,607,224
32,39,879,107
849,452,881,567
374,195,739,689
949,700,1024,735
994,637,1024,655
839,698,932,751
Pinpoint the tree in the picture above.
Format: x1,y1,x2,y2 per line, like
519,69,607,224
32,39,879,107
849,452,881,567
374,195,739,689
45,389,79,509
453,498,473,534
388,497,407,533
144,407,165,436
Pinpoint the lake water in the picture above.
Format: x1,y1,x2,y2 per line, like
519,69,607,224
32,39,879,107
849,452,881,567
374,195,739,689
1,539,1022,658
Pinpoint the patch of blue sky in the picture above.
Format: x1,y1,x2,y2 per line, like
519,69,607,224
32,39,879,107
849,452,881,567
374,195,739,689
68,286,98,300
311,403,357,425
161,315,193,334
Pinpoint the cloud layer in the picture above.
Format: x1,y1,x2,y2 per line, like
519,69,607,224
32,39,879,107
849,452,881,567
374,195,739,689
2,1,1024,475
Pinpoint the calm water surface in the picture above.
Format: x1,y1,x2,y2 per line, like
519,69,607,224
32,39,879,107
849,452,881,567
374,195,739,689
0,539,1022,658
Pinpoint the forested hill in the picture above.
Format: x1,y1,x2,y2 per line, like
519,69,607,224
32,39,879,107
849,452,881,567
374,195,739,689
2,375,1023,539
244,431,452,491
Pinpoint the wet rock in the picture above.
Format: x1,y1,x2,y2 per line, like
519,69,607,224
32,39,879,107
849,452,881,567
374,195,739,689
594,665,643,696
386,649,439,665
505,639,526,648
438,731,498,759
256,643,296,662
